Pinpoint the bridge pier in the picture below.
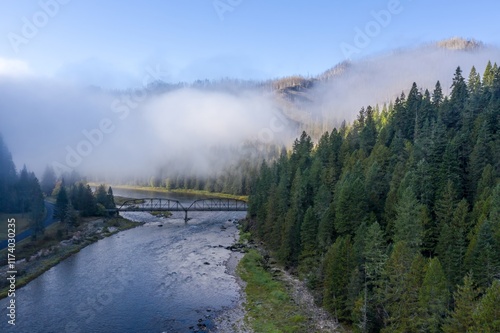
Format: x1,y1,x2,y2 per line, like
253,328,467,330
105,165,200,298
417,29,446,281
184,210,188,223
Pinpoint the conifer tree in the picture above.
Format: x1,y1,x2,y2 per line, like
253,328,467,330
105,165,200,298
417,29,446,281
434,180,458,231
471,280,500,332
323,236,355,321
107,186,116,209
300,206,318,262
483,60,494,87
432,81,444,107
334,162,368,236
468,66,481,95
29,177,45,240
442,273,479,333
55,181,69,223
465,220,500,288
382,242,425,332
393,187,423,249
419,257,449,333
362,222,387,330
470,121,492,194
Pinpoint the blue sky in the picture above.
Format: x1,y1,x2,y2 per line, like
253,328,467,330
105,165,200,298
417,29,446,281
0,0,499,88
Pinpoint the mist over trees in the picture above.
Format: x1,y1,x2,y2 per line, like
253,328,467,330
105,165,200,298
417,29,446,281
0,135,45,239
246,62,500,332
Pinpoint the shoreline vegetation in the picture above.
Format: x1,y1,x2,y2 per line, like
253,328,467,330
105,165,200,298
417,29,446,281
235,229,339,333
89,183,248,202
0,216,142,300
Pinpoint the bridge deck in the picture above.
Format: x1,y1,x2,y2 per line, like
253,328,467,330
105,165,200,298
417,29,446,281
109,198,247,222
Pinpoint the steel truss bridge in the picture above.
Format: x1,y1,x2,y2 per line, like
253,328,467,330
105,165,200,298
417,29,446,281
110,198,248,222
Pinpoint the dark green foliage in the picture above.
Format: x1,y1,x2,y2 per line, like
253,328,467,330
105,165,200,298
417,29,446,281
442,273,479,333
28,176,45,240
471,280,500,332
323,236,355,321
419,258,449,333
465,220,500,289
393,186,424,249
300,207,318,260
483,61,494,87
437,199,468,288
334,162,368,236
94,184,116,210
381,242,425,333
468,66,481,95
55,182,69,224
246,62,500,331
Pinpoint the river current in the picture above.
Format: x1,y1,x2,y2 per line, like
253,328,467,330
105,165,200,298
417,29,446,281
0,189,246,332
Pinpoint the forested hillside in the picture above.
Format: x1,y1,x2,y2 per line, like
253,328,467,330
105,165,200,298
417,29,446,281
246,62,500,332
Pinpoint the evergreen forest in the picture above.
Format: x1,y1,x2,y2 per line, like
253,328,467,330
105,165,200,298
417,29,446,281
246,62,500,332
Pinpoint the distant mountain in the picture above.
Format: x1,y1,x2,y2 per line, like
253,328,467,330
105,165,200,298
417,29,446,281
437,37,484,51
268,37,499,133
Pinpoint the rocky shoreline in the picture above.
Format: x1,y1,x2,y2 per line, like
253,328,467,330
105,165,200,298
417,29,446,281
215,230,340,333
214,250,253,333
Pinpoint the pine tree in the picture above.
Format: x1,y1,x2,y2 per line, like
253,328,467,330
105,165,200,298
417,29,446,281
414,158,434,207
81,185,97,217
382,242,425,333
483,60,494,87
419,257,449,333
468,66,481,95
366,162,385,220
360,222,387,331
279,169,305,265
393,186,424,249
323,236,355,321
317,202,335,252
95,184,109,207
29,177,45,240
432,81,444,107
360,105,377,153
465,220,500,288
434,180,458,232
471,280,500,332
441,199,469,287
107,186,116,209
448,66,468,126
470,121,492,195
299,206,318,262
55,182,69,223
442,273,480,333
489,184,500,245
334,162,368,236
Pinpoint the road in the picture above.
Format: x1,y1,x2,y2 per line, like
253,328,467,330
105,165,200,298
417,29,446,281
0,201,56,250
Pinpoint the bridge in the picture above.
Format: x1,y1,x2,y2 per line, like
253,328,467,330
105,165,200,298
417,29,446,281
111,198,248,222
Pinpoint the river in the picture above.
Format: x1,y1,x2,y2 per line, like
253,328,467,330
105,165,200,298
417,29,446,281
0,189,246,332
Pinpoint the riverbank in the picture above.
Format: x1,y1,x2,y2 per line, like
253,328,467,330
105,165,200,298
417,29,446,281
0,216,142,299
236,240,340,332
215,231,253,333
91,183,248,201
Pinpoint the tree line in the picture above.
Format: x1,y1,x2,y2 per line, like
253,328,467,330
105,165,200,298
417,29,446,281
54,182,116,232
0,137,117,239
246,61,500,332
0,136,45,239
110,142,283,196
